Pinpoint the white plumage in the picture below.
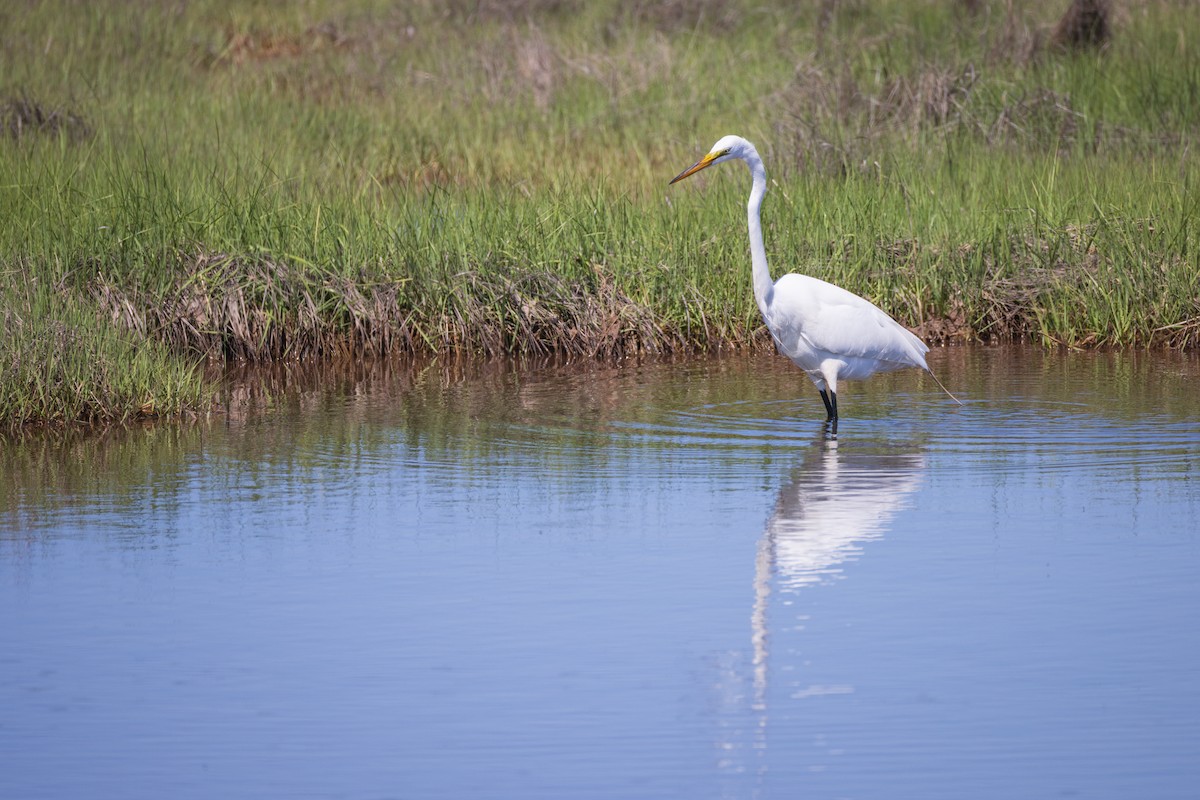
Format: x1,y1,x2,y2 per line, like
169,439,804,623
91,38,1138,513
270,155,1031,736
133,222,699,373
670,134,957,434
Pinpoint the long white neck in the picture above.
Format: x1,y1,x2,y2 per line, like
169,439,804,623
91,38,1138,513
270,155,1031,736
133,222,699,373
743,148,774,315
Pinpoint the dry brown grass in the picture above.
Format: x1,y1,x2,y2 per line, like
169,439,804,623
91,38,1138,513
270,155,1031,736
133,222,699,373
93,251,682,363
514,23,559,110
1049,0,1111,51
201,22,352,68
1,93,91,142
433,0,582,24
986,88,1082,147
772,61,981,175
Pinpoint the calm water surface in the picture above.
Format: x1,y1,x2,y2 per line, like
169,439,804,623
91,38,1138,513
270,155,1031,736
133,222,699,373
2,345,1199,799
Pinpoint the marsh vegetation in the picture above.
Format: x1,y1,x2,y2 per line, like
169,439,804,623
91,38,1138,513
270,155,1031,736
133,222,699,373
2,0,1198,427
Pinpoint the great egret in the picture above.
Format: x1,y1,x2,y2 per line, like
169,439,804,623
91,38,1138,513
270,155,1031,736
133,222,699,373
670,135,959,434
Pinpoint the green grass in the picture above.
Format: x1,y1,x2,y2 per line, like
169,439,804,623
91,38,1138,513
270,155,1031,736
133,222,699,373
0,269,207,428
2,0,1199,427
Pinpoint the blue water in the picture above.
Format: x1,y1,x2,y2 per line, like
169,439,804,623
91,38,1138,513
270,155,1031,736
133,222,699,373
2,346,1199,799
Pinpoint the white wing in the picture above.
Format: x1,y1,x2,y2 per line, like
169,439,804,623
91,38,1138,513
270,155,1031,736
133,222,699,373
764,273,928,370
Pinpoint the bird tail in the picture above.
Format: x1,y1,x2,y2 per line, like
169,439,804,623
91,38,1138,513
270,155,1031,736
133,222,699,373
927,369,963,406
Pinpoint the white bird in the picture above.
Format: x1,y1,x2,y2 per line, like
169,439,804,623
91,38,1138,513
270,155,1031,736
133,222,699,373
670,135,959,434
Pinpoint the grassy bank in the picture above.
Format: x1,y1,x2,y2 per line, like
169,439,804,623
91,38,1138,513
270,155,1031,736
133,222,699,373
2,0,1198,427
1,270,206,427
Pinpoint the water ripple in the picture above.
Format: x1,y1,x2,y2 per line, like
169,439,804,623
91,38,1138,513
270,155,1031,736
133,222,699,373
923,398,1200,478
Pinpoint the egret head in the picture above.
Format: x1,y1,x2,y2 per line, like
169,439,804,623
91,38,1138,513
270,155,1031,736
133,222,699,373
669,135,754,184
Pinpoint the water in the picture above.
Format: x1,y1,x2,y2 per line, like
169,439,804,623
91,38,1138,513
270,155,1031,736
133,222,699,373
2,346,1199,800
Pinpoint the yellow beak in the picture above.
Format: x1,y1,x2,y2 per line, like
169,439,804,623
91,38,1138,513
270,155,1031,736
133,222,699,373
669,151,720,185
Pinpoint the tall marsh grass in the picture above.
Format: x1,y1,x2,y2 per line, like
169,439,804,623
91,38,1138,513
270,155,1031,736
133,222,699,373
2,0,1198,426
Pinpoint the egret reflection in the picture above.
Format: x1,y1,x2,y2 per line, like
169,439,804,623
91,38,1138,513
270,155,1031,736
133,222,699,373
762,441,927,594
724,437,927,790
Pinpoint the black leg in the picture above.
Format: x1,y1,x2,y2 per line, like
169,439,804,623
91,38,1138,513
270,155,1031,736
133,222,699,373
819,389,834,419
819,389,839,436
